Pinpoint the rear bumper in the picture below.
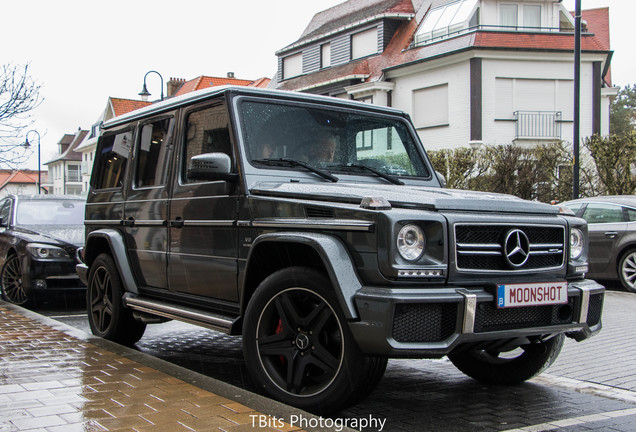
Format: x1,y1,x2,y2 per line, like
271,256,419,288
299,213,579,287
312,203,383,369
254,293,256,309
348,279,604,357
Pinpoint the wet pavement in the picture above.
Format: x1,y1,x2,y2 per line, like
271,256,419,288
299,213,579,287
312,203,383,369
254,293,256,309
3,288,636,431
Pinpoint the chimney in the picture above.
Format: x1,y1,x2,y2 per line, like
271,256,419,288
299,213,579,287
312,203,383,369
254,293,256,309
167,77,186,97
227,72,235,79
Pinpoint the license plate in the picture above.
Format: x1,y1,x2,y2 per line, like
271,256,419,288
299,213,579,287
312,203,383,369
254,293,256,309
497,282,568,308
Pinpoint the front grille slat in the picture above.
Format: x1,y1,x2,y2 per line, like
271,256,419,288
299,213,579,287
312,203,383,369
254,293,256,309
474,297,576,333
455,224,565,272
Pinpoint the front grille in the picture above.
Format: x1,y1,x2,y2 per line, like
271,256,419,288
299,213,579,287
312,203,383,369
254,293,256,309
474,297,575,333
392,303,457,343
587,293,604,327
455,224,565,272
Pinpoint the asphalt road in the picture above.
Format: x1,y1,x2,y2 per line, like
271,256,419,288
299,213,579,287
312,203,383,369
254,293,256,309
34,285,636,432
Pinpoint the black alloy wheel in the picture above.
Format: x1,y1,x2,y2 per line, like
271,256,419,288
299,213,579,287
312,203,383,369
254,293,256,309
243,267,386,414
87,253,146,346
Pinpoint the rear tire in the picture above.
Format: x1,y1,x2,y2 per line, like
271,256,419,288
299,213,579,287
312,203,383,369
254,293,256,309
243,266,386,414
87,253,146,346
448,334,564,385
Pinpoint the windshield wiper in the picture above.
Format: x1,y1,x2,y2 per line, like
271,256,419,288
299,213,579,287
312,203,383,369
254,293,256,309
252,158,339,182
334,163,404,185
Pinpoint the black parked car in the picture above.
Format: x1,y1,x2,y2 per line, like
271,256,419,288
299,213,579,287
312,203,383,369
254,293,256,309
561,195,636,292
0,194,86,305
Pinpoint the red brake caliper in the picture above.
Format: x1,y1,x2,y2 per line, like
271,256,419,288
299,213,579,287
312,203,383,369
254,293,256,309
275,318,285,365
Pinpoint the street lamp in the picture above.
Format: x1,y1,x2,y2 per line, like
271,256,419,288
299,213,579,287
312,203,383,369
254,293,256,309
138,70,164,102
24,130,41,194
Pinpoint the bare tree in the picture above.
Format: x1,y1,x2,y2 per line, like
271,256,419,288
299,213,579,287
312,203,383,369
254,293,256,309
0,63,43,167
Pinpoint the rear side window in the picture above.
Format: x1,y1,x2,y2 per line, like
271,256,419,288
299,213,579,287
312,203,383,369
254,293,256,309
581,203,625,224
93,131,132,190
135,118,173,188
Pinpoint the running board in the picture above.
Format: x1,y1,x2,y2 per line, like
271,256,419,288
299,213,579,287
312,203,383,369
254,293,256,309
123,294,240,335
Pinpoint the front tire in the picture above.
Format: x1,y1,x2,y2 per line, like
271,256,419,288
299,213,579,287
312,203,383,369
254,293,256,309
87,253,146,346
1,255,31,306
448,334,564,385
618,249,636,293
243,267,386,414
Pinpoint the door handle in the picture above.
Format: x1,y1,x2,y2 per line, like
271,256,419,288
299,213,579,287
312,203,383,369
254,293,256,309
604,231,618,239
170,217,184,228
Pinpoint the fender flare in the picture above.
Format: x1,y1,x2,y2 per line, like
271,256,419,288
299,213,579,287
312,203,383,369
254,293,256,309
85,229,139,294
246,232,362,319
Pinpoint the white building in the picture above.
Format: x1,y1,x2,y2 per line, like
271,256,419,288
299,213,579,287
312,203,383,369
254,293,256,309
42,129,87,195
272,0,618,151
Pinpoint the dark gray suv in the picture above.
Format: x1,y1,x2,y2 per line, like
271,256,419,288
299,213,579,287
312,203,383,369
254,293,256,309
77,86,604,413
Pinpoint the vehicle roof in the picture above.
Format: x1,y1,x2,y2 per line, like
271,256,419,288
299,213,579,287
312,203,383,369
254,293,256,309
102,85,408,130
562,195,636,207
9,194,86,201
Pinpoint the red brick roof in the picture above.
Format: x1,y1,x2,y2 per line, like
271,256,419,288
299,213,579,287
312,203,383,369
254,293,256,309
0,170,41,187
473,31,608,52
174,76,271,96
110,98,152,117
580,7,611,84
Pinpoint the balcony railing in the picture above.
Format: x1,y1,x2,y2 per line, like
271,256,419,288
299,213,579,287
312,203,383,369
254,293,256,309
66,171,82,182
412,25,584,48
514,111,562,140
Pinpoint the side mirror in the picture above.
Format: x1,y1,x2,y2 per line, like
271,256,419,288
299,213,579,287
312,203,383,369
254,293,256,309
187,152,238,182
436,171,447,188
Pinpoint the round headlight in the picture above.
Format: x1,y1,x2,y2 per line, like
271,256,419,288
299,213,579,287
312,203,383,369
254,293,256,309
397,224,426,261
570,228,584,260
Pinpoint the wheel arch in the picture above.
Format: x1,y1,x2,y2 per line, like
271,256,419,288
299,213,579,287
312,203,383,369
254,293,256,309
84,229,139,294
241,232,362,320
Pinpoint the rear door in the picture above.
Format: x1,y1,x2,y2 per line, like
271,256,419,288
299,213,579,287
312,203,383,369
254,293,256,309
167,99,240,303
581,203,627,274
123,114,175,290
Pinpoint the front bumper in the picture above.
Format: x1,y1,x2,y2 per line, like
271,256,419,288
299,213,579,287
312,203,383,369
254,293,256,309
26,258,85,291
348,279,604,357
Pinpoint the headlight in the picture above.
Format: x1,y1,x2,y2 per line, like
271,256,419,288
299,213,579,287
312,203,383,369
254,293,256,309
397,224,426,261
570,228,584,260
27,243,70,259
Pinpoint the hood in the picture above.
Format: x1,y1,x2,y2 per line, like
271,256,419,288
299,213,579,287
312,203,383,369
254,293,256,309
14,225,85,247
250,182,558,215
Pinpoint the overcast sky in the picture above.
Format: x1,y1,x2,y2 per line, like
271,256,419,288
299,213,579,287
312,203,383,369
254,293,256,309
2,0,631,170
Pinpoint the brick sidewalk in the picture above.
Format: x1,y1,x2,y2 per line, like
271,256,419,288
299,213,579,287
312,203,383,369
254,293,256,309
0,303,314,432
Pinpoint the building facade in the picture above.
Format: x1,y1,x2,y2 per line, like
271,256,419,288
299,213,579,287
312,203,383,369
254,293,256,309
42,129,87,195
272,0,617,151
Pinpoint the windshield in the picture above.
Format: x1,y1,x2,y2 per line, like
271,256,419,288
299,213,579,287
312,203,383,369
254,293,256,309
16,199,85,226
240,100,430,179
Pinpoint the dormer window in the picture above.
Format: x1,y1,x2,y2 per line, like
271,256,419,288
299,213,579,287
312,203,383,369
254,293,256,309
351,27,378,60
500,3,542,30
282,52,303,80
415,0,479,45
321,43,331,68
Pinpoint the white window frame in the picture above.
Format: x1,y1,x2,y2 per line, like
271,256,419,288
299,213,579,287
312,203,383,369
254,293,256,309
282,52,303,80
499,3,542,30
351,27,378,60
321,43,331,68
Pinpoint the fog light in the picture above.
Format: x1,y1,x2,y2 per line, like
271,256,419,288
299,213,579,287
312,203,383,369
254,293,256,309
34,279,47,289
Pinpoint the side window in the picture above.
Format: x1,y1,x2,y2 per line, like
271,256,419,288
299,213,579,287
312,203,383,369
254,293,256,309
135,117,173,188
581,203,625,224
93,131,132,190
0,199,12,226
182,103,232,183
625,207,636,222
